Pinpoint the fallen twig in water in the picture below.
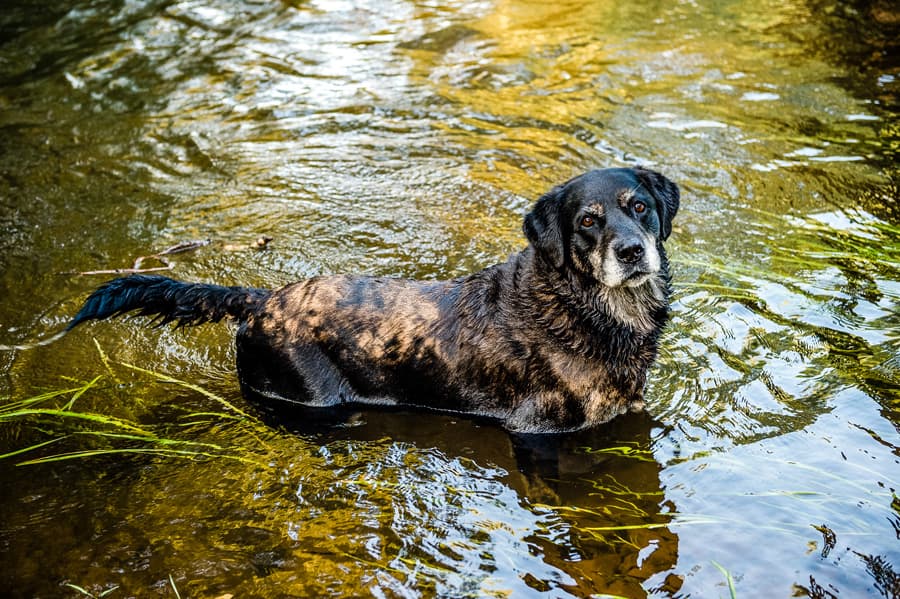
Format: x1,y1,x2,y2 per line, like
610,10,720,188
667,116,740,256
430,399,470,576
67,239,211,276
67,236,273,276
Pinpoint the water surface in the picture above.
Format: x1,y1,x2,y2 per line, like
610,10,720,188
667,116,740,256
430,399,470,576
1,0,898,596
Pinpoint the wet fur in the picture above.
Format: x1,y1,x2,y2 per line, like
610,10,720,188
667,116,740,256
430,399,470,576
69,167,679,433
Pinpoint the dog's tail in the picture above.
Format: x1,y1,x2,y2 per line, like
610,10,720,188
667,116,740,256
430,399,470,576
67,275,270,331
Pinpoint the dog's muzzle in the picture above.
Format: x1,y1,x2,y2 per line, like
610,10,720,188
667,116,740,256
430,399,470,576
598,234,661,288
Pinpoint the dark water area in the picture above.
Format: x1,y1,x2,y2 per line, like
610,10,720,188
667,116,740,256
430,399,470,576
0,0,898,597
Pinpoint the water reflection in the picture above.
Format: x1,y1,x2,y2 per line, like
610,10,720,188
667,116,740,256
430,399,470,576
243,405,680,595
0,400,678,597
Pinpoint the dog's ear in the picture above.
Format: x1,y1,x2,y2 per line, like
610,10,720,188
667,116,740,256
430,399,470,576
636,168,680,241
523,186,565,269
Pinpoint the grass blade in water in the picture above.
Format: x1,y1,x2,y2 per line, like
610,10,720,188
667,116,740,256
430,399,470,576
119,362,253,419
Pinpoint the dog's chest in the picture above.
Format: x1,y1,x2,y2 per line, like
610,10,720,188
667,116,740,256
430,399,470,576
542,335,651,400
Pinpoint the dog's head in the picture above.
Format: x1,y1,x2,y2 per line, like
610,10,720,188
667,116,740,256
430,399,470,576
524,167,679,289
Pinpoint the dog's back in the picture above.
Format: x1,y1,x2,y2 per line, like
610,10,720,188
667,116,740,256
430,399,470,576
234,264,529,414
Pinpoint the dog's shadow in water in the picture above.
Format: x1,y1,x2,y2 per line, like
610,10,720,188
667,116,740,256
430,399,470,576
253,402,664,503
254,404,680,591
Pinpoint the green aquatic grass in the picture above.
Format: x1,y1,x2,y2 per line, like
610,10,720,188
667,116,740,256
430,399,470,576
0,436,68,460
62,375,102,411
63,583,119,598
0,408,153,436
0,343,272,468
64,576,179,599
93,338,122,385
580,443,657,462
671,282,761,303
14,447,266,466
549,502,887,539
0,376,103,414
673,205,900,295
712,561,738,599
119,361,252,419
169,575,181,599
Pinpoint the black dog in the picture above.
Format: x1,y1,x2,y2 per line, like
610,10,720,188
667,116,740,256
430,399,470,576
69,167,679,433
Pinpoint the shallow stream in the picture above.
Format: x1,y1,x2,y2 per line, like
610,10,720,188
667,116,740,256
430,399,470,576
1,0,898,596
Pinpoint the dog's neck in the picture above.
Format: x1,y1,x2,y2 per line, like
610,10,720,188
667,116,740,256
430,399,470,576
501,249,668,403
591,275,669,335
521,248,670,334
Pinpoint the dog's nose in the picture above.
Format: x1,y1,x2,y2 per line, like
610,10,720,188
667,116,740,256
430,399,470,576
614,240,644,264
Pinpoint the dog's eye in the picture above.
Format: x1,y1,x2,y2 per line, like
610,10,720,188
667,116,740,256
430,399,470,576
580,215,595,228
633,201,647,215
